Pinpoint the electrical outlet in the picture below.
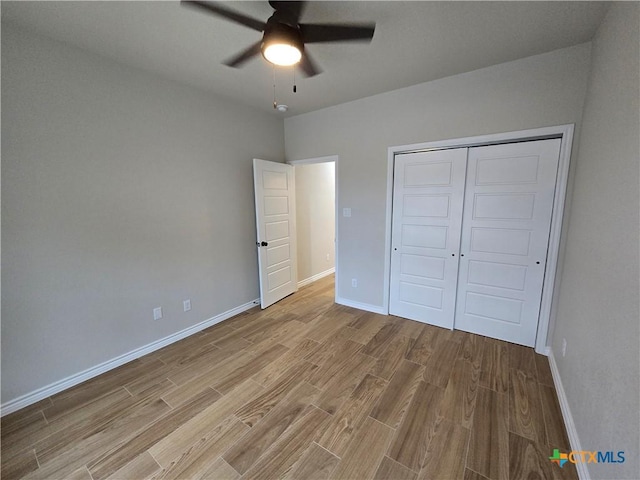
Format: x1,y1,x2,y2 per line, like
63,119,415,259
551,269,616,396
153,307,163,321
351,278,357,288
326,253,330,262
562,338,567,357
343,207,351,217
183,299,191,312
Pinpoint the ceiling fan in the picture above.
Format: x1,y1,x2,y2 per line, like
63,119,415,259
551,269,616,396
181,1,376,77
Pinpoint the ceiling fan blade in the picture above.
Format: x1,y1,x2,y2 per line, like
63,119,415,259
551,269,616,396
223,41,262,68
181,1,266,32
300,23,375,43
268,1,306,22
299,51,321,77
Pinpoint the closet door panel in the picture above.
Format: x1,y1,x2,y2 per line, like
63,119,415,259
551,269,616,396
389,148,467,328
454,139,561,346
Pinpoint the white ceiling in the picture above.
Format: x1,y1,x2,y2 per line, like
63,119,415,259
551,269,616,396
2,1,609,117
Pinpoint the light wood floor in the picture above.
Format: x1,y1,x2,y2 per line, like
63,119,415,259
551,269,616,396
1,275,577,480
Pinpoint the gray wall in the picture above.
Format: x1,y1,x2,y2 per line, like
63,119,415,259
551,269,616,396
295,162,335,282
551,4,640,478
285,44,591,308
1,23,284,403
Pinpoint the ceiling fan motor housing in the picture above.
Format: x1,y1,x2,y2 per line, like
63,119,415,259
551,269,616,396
261,19,304,60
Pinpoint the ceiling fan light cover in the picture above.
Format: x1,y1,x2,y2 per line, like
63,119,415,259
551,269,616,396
263,43,302,66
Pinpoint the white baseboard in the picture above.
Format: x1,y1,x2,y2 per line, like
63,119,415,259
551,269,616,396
298,267,335,288
335,296,387,315
0,298,259,417
548,350,590,480
537,345,551,356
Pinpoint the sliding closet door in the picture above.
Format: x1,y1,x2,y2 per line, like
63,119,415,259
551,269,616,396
389,148,467,328
454,139,561,346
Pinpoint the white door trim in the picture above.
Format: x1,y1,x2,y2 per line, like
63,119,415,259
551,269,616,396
384,124,574,354
288,155,338,166
287,154,339,304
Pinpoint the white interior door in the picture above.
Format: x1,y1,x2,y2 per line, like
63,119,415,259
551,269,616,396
454,139,561,346
389,148,467,328
253,159,298,309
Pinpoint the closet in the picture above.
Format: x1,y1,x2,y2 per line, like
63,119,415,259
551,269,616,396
389,138,561,347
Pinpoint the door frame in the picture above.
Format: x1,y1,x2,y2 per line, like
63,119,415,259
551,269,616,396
383,124,574,354
287,154,339,304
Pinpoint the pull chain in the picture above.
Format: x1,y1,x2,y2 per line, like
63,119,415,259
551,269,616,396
272,65,277,109
293,67,297,93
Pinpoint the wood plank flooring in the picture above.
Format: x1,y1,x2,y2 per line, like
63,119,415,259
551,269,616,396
1,275,577,480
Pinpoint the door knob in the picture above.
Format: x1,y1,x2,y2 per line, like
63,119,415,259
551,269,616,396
261,241,268,247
